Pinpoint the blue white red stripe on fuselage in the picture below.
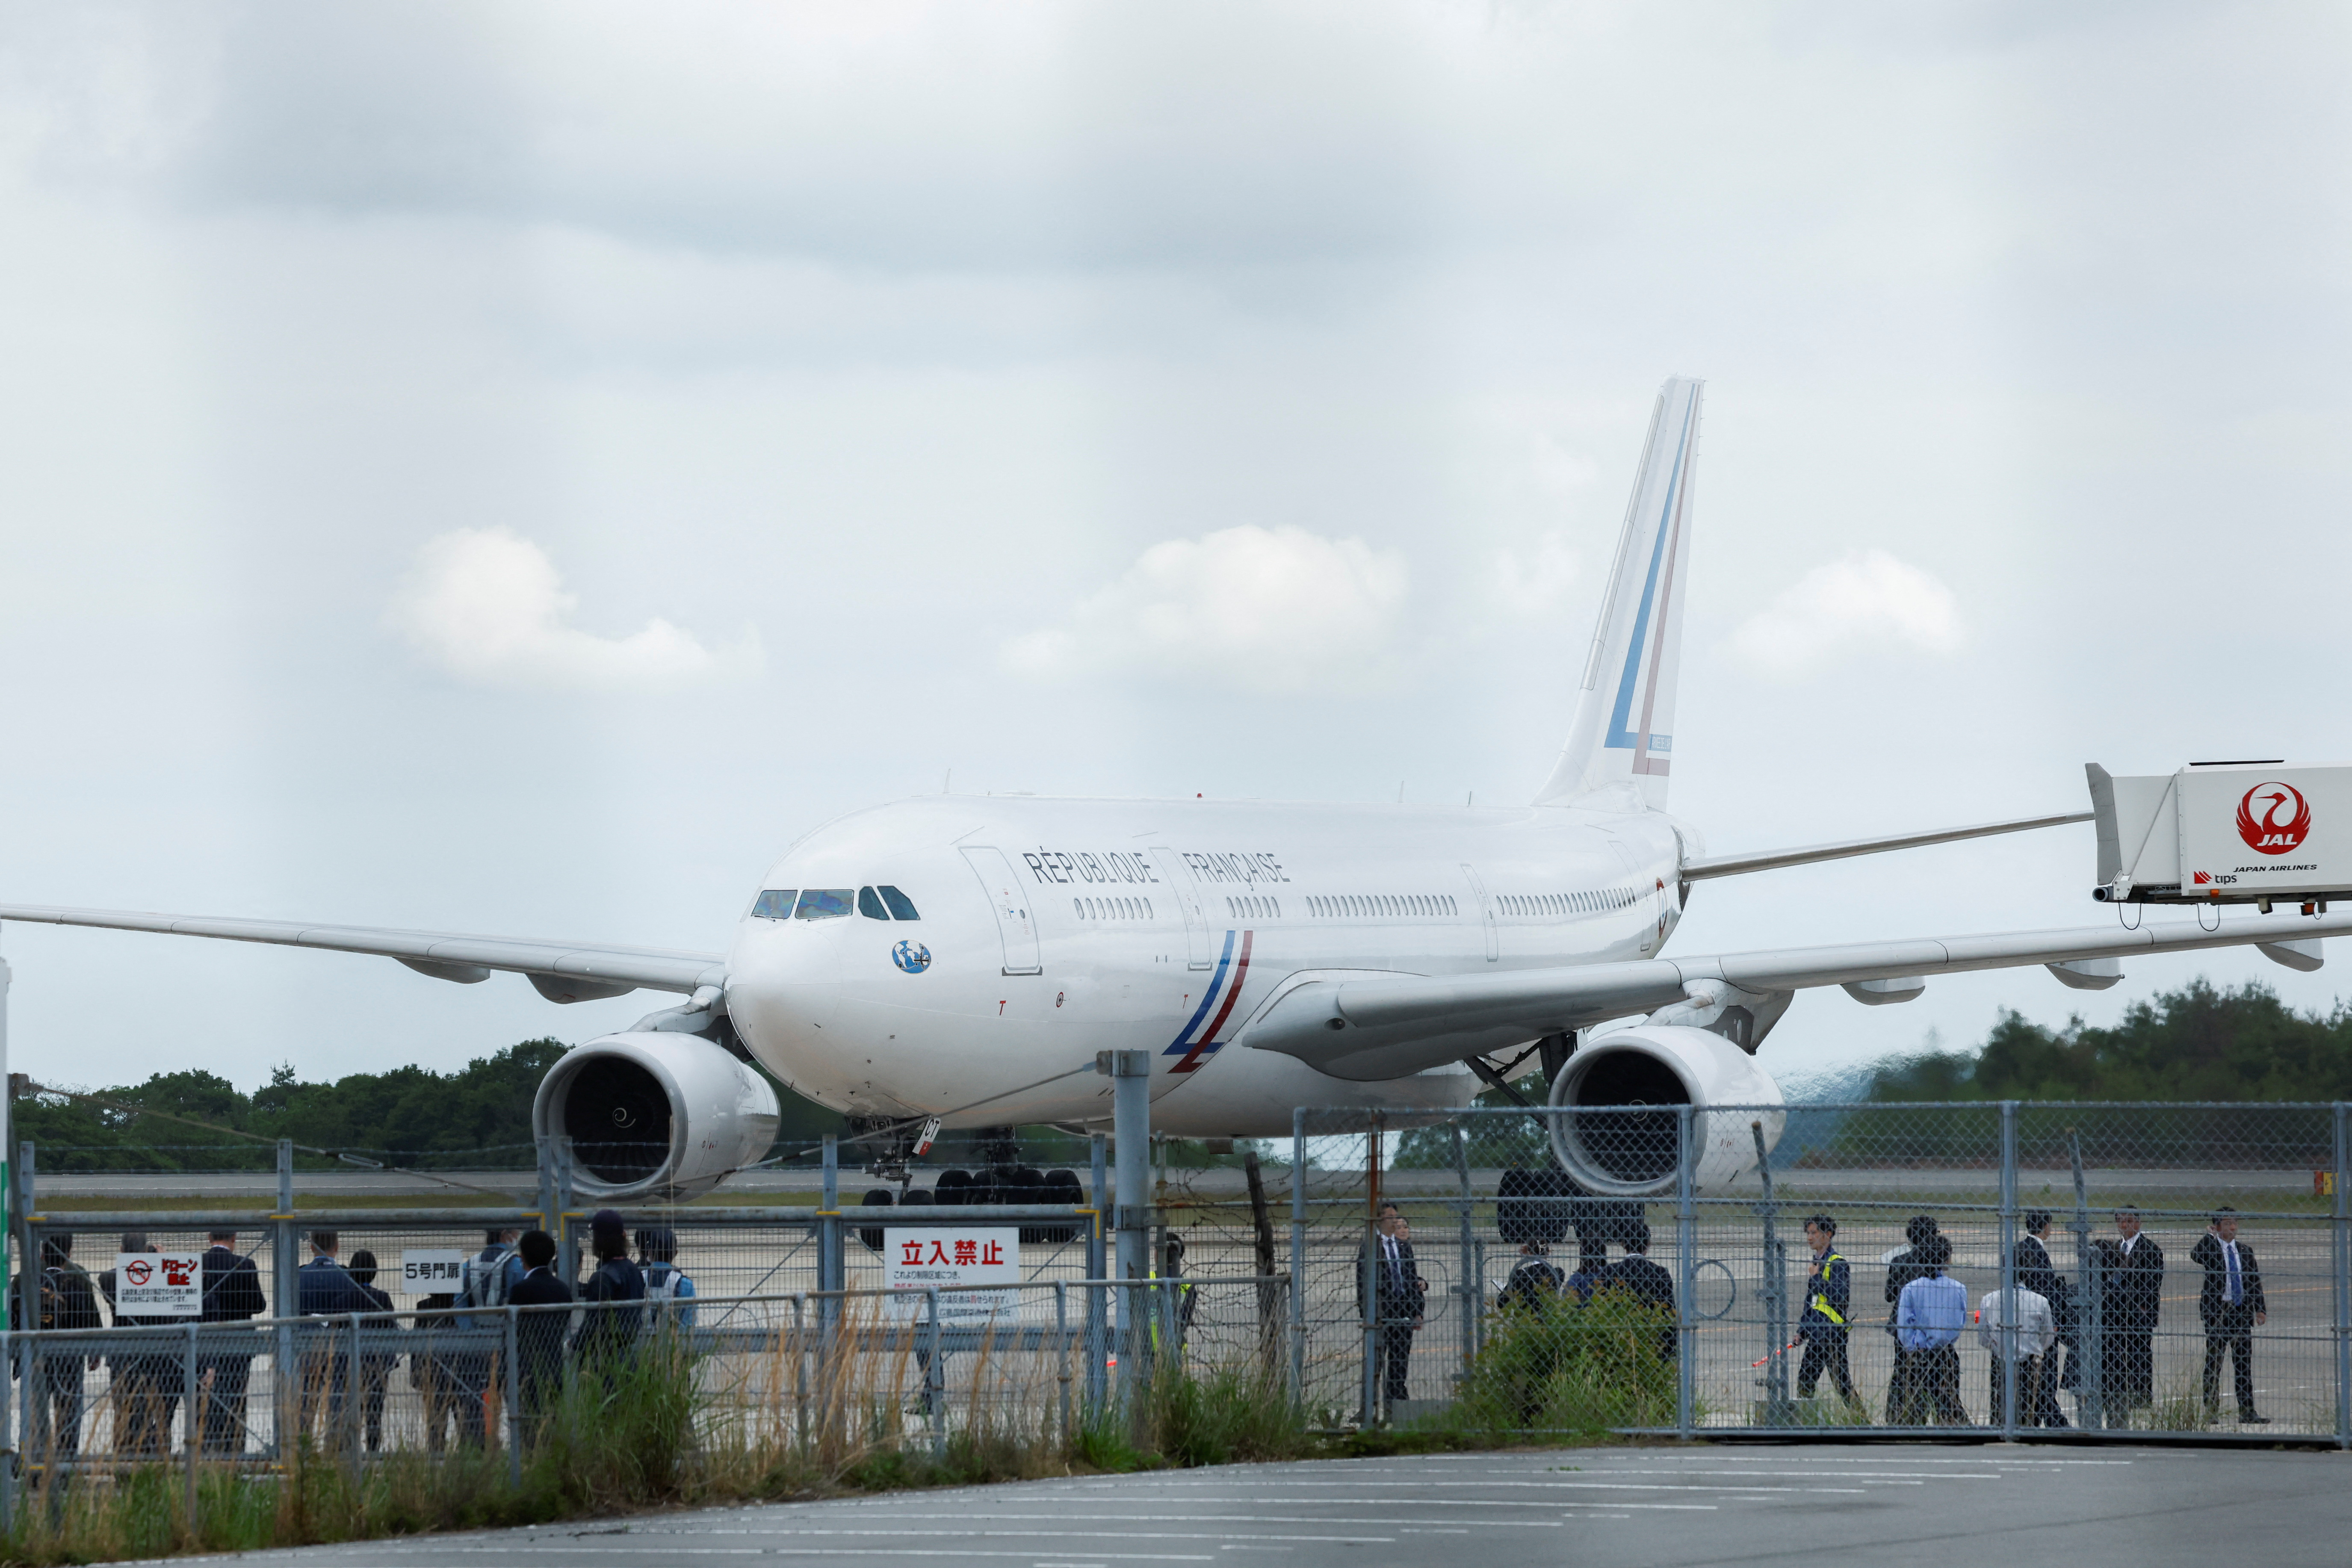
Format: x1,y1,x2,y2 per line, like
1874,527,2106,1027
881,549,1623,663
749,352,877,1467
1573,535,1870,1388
1164,929,1253,1074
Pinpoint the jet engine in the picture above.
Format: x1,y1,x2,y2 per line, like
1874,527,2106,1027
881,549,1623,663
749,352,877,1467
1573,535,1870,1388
533,1032,781,1201
1544,1024,1785,1198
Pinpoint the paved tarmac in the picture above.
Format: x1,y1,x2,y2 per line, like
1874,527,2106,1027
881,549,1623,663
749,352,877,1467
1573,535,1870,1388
233,1442,2350,1568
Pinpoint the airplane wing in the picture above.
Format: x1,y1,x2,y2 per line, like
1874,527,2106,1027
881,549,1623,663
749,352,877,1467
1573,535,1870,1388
0,904,725,1003
1242,908,2349,1081
1679,809,2092,882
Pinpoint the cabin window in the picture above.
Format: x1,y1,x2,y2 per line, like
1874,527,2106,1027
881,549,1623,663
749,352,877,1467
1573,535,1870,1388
751,889,797,921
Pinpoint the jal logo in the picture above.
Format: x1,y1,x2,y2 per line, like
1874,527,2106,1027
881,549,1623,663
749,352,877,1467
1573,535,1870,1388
2236,782,2312,856
892,939,932,974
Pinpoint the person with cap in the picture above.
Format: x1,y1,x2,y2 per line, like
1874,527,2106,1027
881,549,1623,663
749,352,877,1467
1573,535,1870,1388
576,1209,647,1372
638,1226,699,1331
197,1227,268,1456
1795,1215,1858,1409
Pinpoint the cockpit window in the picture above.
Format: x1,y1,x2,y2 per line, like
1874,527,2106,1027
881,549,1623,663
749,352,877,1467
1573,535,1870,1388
751,889,797,920
795,889,854,921
878,885,921,921
857,887,889,921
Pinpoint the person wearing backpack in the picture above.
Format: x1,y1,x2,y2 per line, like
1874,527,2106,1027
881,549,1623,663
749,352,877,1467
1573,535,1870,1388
12,1233,102,1460
637,1226,698,1331
448,1228,525,1448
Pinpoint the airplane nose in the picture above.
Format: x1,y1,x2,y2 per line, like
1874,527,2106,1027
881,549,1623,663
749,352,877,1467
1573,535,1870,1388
727,915,844,1068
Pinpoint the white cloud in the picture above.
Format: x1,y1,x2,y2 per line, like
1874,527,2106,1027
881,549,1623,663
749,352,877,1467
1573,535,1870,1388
1004,525,1408,695
1728,549,1963,677
385,527,761,692
1491,531,1579,618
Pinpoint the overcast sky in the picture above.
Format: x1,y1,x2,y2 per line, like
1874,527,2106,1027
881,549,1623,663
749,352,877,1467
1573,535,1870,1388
2,2,2348,1099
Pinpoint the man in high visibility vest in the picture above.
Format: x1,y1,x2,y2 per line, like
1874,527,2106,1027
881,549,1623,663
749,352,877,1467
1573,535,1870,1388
1796,1214,1859,1408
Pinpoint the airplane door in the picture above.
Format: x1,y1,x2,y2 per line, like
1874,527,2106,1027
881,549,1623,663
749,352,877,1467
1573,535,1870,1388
960,847,1043,976
1149,847,1212,969
1459,863,1499,962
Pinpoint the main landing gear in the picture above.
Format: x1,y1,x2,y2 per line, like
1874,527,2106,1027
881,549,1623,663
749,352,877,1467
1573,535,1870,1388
858,1124,1088,1247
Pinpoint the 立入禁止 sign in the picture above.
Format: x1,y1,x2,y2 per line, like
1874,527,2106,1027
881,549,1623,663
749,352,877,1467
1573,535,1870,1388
883,1228,1019,1323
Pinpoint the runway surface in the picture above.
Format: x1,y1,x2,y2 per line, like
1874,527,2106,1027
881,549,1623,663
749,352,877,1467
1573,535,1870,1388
230,1442,2352,1568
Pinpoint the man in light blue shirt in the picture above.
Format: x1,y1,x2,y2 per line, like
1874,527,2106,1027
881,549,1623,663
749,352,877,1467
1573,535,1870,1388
1892,1235,1970,1425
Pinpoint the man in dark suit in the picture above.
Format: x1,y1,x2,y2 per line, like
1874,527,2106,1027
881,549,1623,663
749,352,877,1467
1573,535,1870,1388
96,1229,181,1457
12,1233,102,1460
1883,1215,1941,1421
2013,1211,2076,1421
1355,1202,1425,1411
2095,1206,2164,1424
198,1228,269,1456
295,1229,380,1448
1596,1220,1678,1363
2191,1207,2267,1424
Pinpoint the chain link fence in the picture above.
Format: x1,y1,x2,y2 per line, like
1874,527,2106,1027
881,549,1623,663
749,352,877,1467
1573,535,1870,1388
1294,1102,2352,1442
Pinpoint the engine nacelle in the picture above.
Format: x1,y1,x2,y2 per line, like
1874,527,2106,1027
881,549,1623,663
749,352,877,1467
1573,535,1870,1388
533,1032,780,1202
1545,1024,1786,1198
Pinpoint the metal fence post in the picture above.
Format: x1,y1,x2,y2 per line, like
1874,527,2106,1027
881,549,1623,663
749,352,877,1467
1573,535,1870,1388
1999,1101,2019,1439
1055,1280,1071,1447
504,1305,522,1486
1104,1051,1151,1392
1451,1122,1474,1388
2068,1128,2101,1431
1087,1132,1107,1414
534,1134,555,1231
1676,1104,1696,1440
183,1322,199,1531
554,1138,578,1283
1289,1108,1307,1399
273,1138,296,1460
1751,1121,1786,1426
346,1311,363,1485
925,1287,945,1457
791,1294,809,1456
818,1135,841,1365
2335,1102,2349,1450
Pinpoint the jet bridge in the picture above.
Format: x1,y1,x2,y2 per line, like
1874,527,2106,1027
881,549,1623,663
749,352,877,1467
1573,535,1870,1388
2088,760,2352,912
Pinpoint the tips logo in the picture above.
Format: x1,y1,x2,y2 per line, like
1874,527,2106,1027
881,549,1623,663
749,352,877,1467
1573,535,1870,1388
891,940,932,974
2236,782,2312,856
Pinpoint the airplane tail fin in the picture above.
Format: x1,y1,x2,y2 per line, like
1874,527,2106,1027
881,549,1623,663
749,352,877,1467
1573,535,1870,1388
1532,377,1703,810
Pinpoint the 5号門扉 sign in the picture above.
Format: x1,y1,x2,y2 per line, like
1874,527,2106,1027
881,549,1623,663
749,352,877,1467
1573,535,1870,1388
2178,765,2352,901
401,1251,468,1291
113,1252,201,1317
883,1228,1019,1323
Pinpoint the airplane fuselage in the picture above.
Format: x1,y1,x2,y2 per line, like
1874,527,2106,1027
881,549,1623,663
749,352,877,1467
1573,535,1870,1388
724,794,1693,1136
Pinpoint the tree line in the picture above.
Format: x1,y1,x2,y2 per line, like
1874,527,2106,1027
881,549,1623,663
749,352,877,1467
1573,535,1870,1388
9,1040,852,1172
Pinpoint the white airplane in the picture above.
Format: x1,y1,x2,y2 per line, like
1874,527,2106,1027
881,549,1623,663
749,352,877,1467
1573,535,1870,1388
8,378,2344,1204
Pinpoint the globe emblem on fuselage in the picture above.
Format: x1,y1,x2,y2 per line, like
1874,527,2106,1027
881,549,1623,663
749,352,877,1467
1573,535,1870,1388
892,939,932,974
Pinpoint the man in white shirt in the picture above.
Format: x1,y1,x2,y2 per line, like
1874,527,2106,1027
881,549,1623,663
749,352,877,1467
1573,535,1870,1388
1976,1282,2061,1427
1893,1236,1970,1425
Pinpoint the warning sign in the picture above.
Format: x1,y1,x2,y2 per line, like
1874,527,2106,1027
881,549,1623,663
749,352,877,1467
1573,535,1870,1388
883,1228,1019,1323
113,1252,201,1317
